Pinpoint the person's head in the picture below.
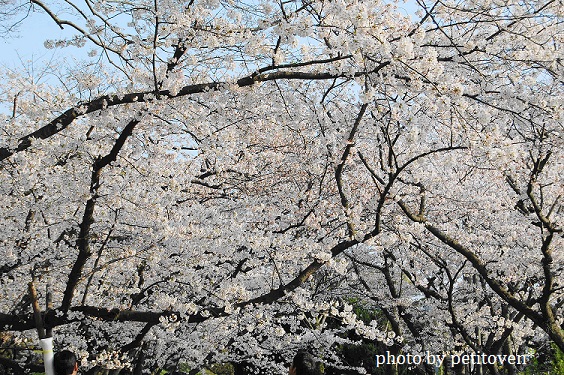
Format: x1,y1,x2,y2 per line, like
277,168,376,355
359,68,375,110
289,351,321,375
53,350,78,375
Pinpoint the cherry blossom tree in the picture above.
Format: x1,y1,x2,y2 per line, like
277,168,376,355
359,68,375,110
0,0,562,374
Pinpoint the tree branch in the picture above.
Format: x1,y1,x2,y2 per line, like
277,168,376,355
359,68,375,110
0,63,390,163
61,116,142,312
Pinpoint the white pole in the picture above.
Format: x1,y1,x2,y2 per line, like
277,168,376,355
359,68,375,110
40,337,55,375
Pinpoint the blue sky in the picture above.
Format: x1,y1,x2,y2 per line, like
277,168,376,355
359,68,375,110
1,8,88,70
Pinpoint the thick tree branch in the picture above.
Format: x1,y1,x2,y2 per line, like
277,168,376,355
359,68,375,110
397,199,564,351
0,63,390,163
335,103,368,237
238,238,359,306
1,234,360,333
61,116,142,312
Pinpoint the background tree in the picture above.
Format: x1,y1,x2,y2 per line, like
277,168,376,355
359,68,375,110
0,0,562,374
